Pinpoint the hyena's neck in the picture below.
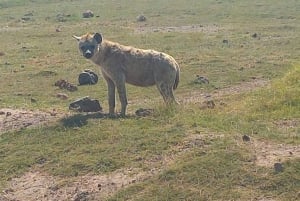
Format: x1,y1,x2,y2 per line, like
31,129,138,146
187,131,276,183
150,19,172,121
90,40,116,65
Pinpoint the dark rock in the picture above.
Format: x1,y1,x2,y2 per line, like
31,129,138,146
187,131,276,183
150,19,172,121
31,98,37,103
194,75,209,84
69,96,102,112
82,10,94,18
56,13,70,22
222,39,229,44
135,108,154,117
78,69,98,85
137,15,146,22
242,135,251,142
252,33,258,38
274,162,284,173
21,17,31,21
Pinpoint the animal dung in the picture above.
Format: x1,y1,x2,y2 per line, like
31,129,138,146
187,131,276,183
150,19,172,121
55,79,78,92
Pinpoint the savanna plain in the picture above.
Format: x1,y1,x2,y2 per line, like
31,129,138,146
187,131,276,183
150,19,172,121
0,0,299,200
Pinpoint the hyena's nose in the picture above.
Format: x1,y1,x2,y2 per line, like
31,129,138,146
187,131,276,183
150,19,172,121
84,49,93,59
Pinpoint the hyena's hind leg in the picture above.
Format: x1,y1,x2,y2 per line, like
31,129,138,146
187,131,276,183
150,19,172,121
156,82,178,104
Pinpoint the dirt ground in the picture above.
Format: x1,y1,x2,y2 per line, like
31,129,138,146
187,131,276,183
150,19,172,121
0,108,63,134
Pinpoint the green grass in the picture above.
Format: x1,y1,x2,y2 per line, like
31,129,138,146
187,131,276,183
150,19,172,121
0,0,300,200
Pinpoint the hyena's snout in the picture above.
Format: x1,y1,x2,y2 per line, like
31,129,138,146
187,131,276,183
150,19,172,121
80,44,96,59
83,49,93,59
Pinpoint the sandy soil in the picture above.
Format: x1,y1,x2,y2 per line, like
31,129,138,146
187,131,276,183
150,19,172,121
0,108,63,134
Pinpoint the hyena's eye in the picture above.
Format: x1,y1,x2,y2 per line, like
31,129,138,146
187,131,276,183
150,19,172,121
80,46,87,52
80,45,95,52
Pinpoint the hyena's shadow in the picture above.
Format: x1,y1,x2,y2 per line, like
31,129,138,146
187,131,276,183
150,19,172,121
61,112,135,128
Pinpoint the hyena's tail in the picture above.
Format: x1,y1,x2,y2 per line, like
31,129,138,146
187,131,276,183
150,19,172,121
173,65,180,90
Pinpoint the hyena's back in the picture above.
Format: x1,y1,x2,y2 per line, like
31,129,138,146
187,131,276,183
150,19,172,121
101,43,180,88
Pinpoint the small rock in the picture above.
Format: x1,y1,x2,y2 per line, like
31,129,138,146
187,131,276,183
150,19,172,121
0,52,5,56
56,93,69,100
24,12,34,16
69,96,102,112
82,10,94,18
137,15,146,22
21,17,31,21
31,98,37,103
50,109,58,116
222,39,229,44
202,100,215,109
242,135,251,142
194,75,209,84
274,162,284,173
73,191,89,201
135,108,154,117
56,13,69,22
252,33,258,38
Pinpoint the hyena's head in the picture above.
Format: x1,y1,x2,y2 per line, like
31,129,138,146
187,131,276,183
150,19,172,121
73,32,102,59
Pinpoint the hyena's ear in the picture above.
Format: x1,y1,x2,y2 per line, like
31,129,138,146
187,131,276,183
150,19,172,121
94,33,102,44
72,35,81,41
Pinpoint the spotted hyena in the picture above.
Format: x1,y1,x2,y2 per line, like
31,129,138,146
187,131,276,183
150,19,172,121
73,32,180,116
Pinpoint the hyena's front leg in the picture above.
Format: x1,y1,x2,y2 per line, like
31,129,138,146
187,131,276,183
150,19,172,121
115,74,127,117
104,77,116,115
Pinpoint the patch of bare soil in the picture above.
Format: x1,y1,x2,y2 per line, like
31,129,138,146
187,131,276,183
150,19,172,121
135,24,222,34
2,168,150,201
273,119,300,136
0,108,62,134
242,138,300,167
